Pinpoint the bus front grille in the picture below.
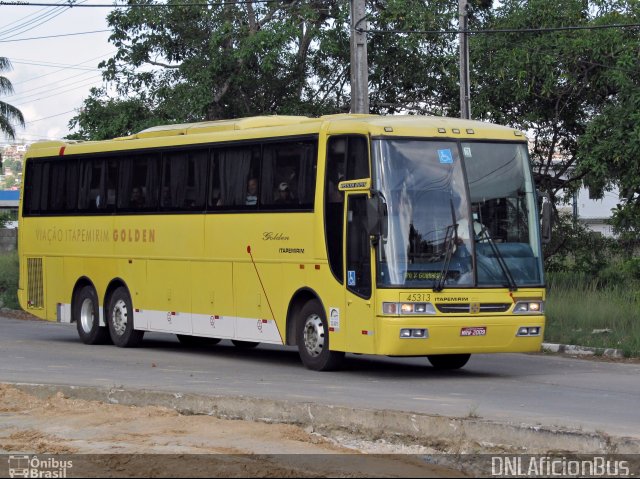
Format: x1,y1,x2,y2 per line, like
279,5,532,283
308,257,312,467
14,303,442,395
436,303,511,314
27,258,44,309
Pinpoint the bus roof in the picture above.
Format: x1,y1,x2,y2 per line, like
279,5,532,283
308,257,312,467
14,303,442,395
25,114,526,158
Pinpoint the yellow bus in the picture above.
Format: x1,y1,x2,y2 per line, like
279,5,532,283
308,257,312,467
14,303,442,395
18,114,545,371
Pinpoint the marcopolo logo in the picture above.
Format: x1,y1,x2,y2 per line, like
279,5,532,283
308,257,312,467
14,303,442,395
7,456,73,478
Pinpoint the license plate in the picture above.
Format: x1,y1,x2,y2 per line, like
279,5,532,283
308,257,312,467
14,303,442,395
461,327,486,337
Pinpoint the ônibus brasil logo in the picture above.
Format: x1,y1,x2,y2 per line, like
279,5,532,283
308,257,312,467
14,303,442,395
7,456,73,478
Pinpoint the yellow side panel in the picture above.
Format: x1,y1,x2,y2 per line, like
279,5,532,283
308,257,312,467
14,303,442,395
191,261,234,332
234,262,285,341
146,260,192,333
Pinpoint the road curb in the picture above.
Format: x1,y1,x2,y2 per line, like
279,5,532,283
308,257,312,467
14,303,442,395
542,342,626,359
7,382,640,455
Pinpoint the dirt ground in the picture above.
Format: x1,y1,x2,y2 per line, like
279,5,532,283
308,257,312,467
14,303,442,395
0,385,463,478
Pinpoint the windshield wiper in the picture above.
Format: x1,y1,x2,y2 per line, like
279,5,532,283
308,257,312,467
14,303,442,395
477,226,518,291
433,223,457,292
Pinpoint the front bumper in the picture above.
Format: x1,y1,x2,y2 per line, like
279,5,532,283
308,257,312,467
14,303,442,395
375,315,545,356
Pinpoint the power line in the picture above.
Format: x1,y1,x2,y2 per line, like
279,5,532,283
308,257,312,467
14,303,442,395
0,28,110,42
6,69,97,99
11,51,114,86
0,0,278,6
358,22,640,35
11,59,99,71
0,6,67,38
22,109,77,124
0,4,51,31
12,74,102,104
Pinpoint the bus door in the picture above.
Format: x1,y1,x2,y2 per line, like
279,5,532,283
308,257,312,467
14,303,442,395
344,192,375,354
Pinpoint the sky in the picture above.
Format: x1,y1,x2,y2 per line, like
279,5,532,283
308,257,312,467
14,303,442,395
1,2,114,144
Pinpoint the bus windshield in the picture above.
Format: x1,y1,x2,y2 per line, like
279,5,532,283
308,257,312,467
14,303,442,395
373,139,544,289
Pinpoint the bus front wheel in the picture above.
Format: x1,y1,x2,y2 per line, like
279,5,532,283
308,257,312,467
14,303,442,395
107,287,144,348
427,354,471,370
296,299,344,371
74,285,110,345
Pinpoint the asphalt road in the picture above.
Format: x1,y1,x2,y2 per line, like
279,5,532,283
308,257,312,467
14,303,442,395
1,315,639,438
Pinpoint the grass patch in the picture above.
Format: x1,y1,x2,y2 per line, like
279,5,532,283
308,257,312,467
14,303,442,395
0,252,19,310
545,272,640,357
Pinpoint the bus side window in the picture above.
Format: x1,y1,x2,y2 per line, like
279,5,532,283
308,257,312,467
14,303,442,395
118,155,160,212
324,137,347,283
162,149,207,211
212,146,260,208
261,140,317,209
24,161,43,215
78,160,105,212
208,151,223,208
346,136,369,180
47,161,67,212
346,195,372,298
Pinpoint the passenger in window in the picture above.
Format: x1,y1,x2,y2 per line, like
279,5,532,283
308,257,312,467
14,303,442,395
275,182,294,205
245,177,258,206
130,186,145,208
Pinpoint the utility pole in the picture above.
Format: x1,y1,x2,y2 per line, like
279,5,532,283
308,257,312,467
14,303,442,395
458,0,471,119
350,0,369,114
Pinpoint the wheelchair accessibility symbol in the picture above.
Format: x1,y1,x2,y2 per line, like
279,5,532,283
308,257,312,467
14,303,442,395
347,270,356,286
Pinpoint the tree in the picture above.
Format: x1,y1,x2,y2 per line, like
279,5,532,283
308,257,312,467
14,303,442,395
69,0,461,139
67,88,162,141
0,57,24,140
469,0,639,224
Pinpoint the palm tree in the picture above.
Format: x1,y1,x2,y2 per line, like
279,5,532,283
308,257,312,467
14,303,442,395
0,57,25,140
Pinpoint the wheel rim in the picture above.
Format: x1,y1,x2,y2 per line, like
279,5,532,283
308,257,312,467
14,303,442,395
80,298,94,333
303,313,325,357
111,299,128,336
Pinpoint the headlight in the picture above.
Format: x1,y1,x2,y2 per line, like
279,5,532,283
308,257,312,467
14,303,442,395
513,301,544,314
383,302,436,315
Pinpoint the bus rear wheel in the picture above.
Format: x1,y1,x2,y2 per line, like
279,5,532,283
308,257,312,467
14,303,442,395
296,299,344,371
231,340,259,349
427,354,471,370
74,285,110,345
107,286,144,348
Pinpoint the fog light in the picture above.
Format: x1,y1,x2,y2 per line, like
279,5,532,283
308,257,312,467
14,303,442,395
412,329,426,338
400,328,429,339
529,327,540,335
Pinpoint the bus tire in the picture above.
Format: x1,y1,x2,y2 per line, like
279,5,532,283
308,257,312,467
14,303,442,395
231,340,259,349
427,354,471,370
296,299,344,371
74,285,110,345
177,335,221,346
107,286,144,348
